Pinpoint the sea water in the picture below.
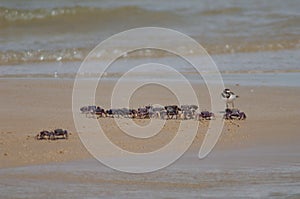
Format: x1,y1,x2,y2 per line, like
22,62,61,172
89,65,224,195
0,0,299,67
0,146,300,198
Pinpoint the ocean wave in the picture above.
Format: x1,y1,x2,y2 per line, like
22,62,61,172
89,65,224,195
0,5,180,27
0,4,299,65
0,6,141,21
0,48,88,65
0,38,299,65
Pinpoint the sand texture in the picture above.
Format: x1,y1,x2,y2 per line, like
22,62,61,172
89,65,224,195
0,79,299,169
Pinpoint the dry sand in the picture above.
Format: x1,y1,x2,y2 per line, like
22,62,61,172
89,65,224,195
0,78,299,169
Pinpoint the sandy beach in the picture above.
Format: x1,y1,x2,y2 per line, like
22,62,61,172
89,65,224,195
0,78,299,168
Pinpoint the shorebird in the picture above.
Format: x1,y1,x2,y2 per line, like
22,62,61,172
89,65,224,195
221,88,239,108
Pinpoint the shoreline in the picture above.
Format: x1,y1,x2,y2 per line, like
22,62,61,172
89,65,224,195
1,71,300,88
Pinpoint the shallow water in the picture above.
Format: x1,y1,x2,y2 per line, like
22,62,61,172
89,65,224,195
1,146,299,198
1,49,300,87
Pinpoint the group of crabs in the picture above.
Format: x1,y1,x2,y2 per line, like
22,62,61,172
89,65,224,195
80,104,246,120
